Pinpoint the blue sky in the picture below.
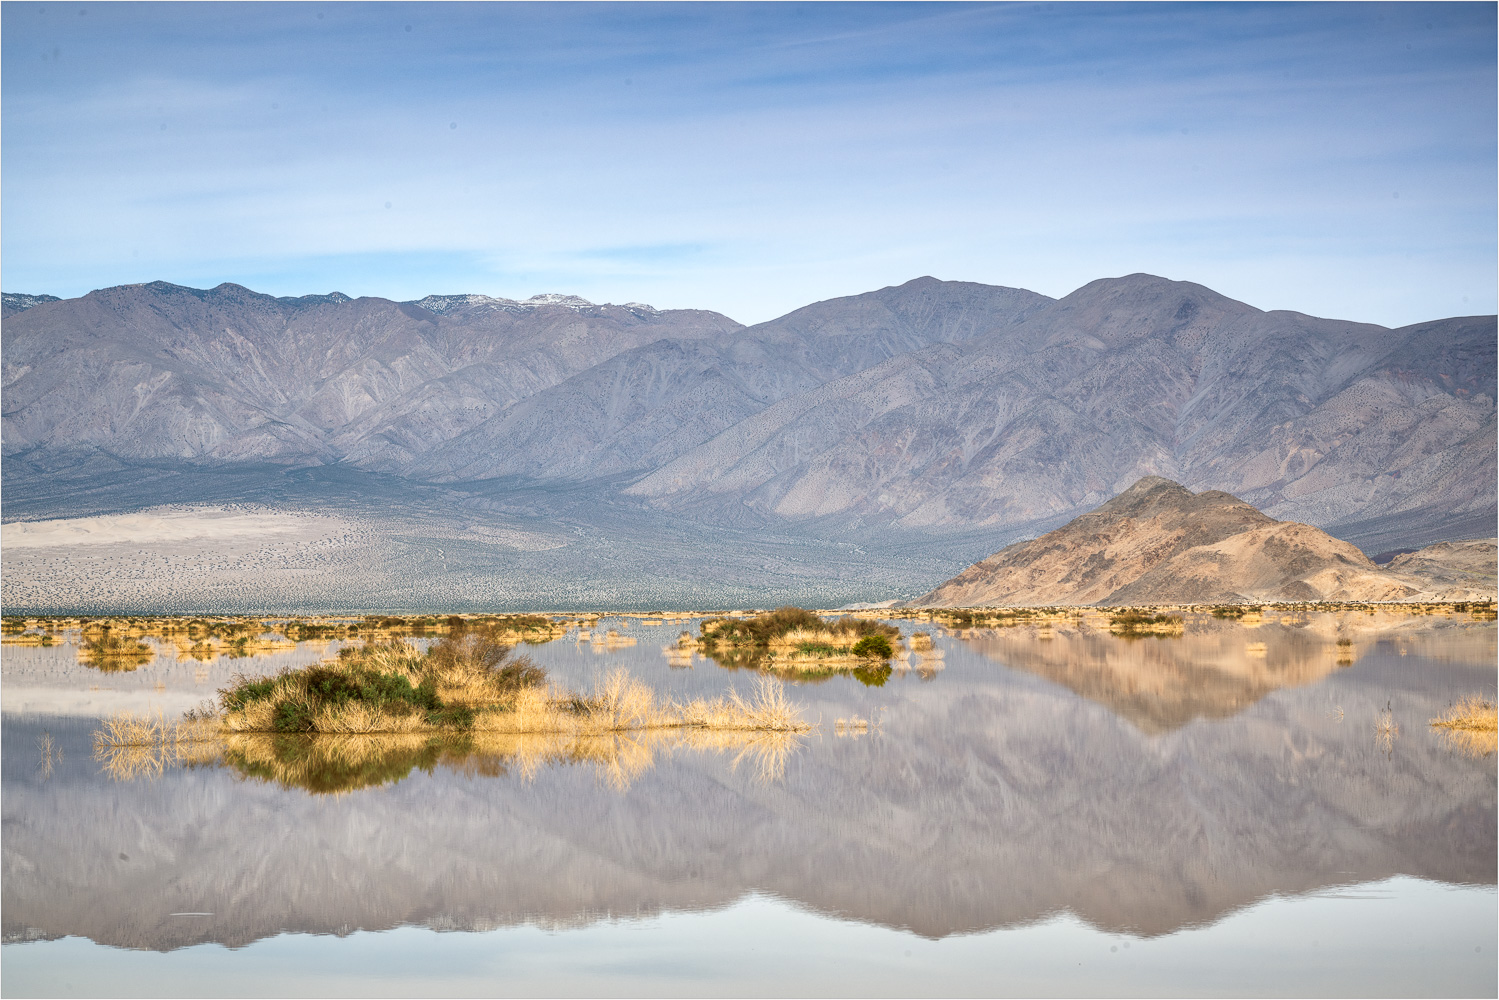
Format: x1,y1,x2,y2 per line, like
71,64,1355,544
3,2,1494,326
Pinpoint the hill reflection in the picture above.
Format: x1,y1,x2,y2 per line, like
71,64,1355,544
3,618,1494,952
964,620,1354,732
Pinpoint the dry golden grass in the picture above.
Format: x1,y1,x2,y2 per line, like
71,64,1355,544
93,665,809,791
2,631,58,646
78,634,155,671
1430,695,1498,757
470,670,808,737
834,716,871,738
92,709,224,780
225,654,810,738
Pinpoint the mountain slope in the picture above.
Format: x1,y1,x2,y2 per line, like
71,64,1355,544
915,477,1496,606
3,274,1492,585
400,276,1054,482
627,276,1496,541
1,281,742,472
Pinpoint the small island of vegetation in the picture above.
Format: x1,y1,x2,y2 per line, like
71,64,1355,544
693,606,902,685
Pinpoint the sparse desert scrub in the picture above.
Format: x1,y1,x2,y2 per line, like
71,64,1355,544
1210,604,1263,619
1108,611,1185,636
467,670,807,737
934,607,1076,629
696,607,900,682
92,707,223,779
699,606,898,649
1,629,57,646
98,625,807,742
1430,695,1498,757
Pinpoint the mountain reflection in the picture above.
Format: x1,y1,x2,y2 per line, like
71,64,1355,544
964,619,1357,732
3,620,1494,953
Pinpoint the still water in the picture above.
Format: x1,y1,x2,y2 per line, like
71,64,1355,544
3,611,1495,997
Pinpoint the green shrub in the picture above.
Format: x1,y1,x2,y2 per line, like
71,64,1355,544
851,634,893,659
273,700,315,733
221,675,278,712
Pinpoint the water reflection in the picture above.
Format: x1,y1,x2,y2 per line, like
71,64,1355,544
93,727,806,794
2,613,1493,955
960,613,1496,733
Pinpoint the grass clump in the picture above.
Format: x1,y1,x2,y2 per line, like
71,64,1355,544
699,607,827,647
109,620,808,742
1430,695,1498,757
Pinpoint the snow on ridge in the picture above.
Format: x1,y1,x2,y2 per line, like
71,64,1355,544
407,293,658,315
2,293,62,314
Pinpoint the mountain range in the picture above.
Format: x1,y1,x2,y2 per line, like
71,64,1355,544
3,275,1494,608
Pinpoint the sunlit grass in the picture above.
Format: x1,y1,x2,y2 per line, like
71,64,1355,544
1108,611,1185,637
91,625,810,793
1430,695,1498,757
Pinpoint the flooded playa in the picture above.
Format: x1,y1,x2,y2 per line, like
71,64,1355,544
3,608,1495,997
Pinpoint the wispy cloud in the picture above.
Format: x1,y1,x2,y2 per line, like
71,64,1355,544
2,2,1493,325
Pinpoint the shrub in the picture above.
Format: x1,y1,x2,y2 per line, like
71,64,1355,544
425,626,546,695
851,634,894,659
221,675,278,712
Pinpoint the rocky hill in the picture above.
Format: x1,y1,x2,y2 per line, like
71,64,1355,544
916,477,1497,606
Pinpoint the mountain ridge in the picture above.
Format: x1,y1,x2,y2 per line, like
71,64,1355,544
4,274,1493,606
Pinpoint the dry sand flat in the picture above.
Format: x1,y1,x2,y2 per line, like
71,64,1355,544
0,505,579,613
0,508,335,548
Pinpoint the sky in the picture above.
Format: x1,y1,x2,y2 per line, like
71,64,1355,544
2,2,1494,327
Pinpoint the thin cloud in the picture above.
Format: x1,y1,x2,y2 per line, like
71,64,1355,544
1,3,1493,326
